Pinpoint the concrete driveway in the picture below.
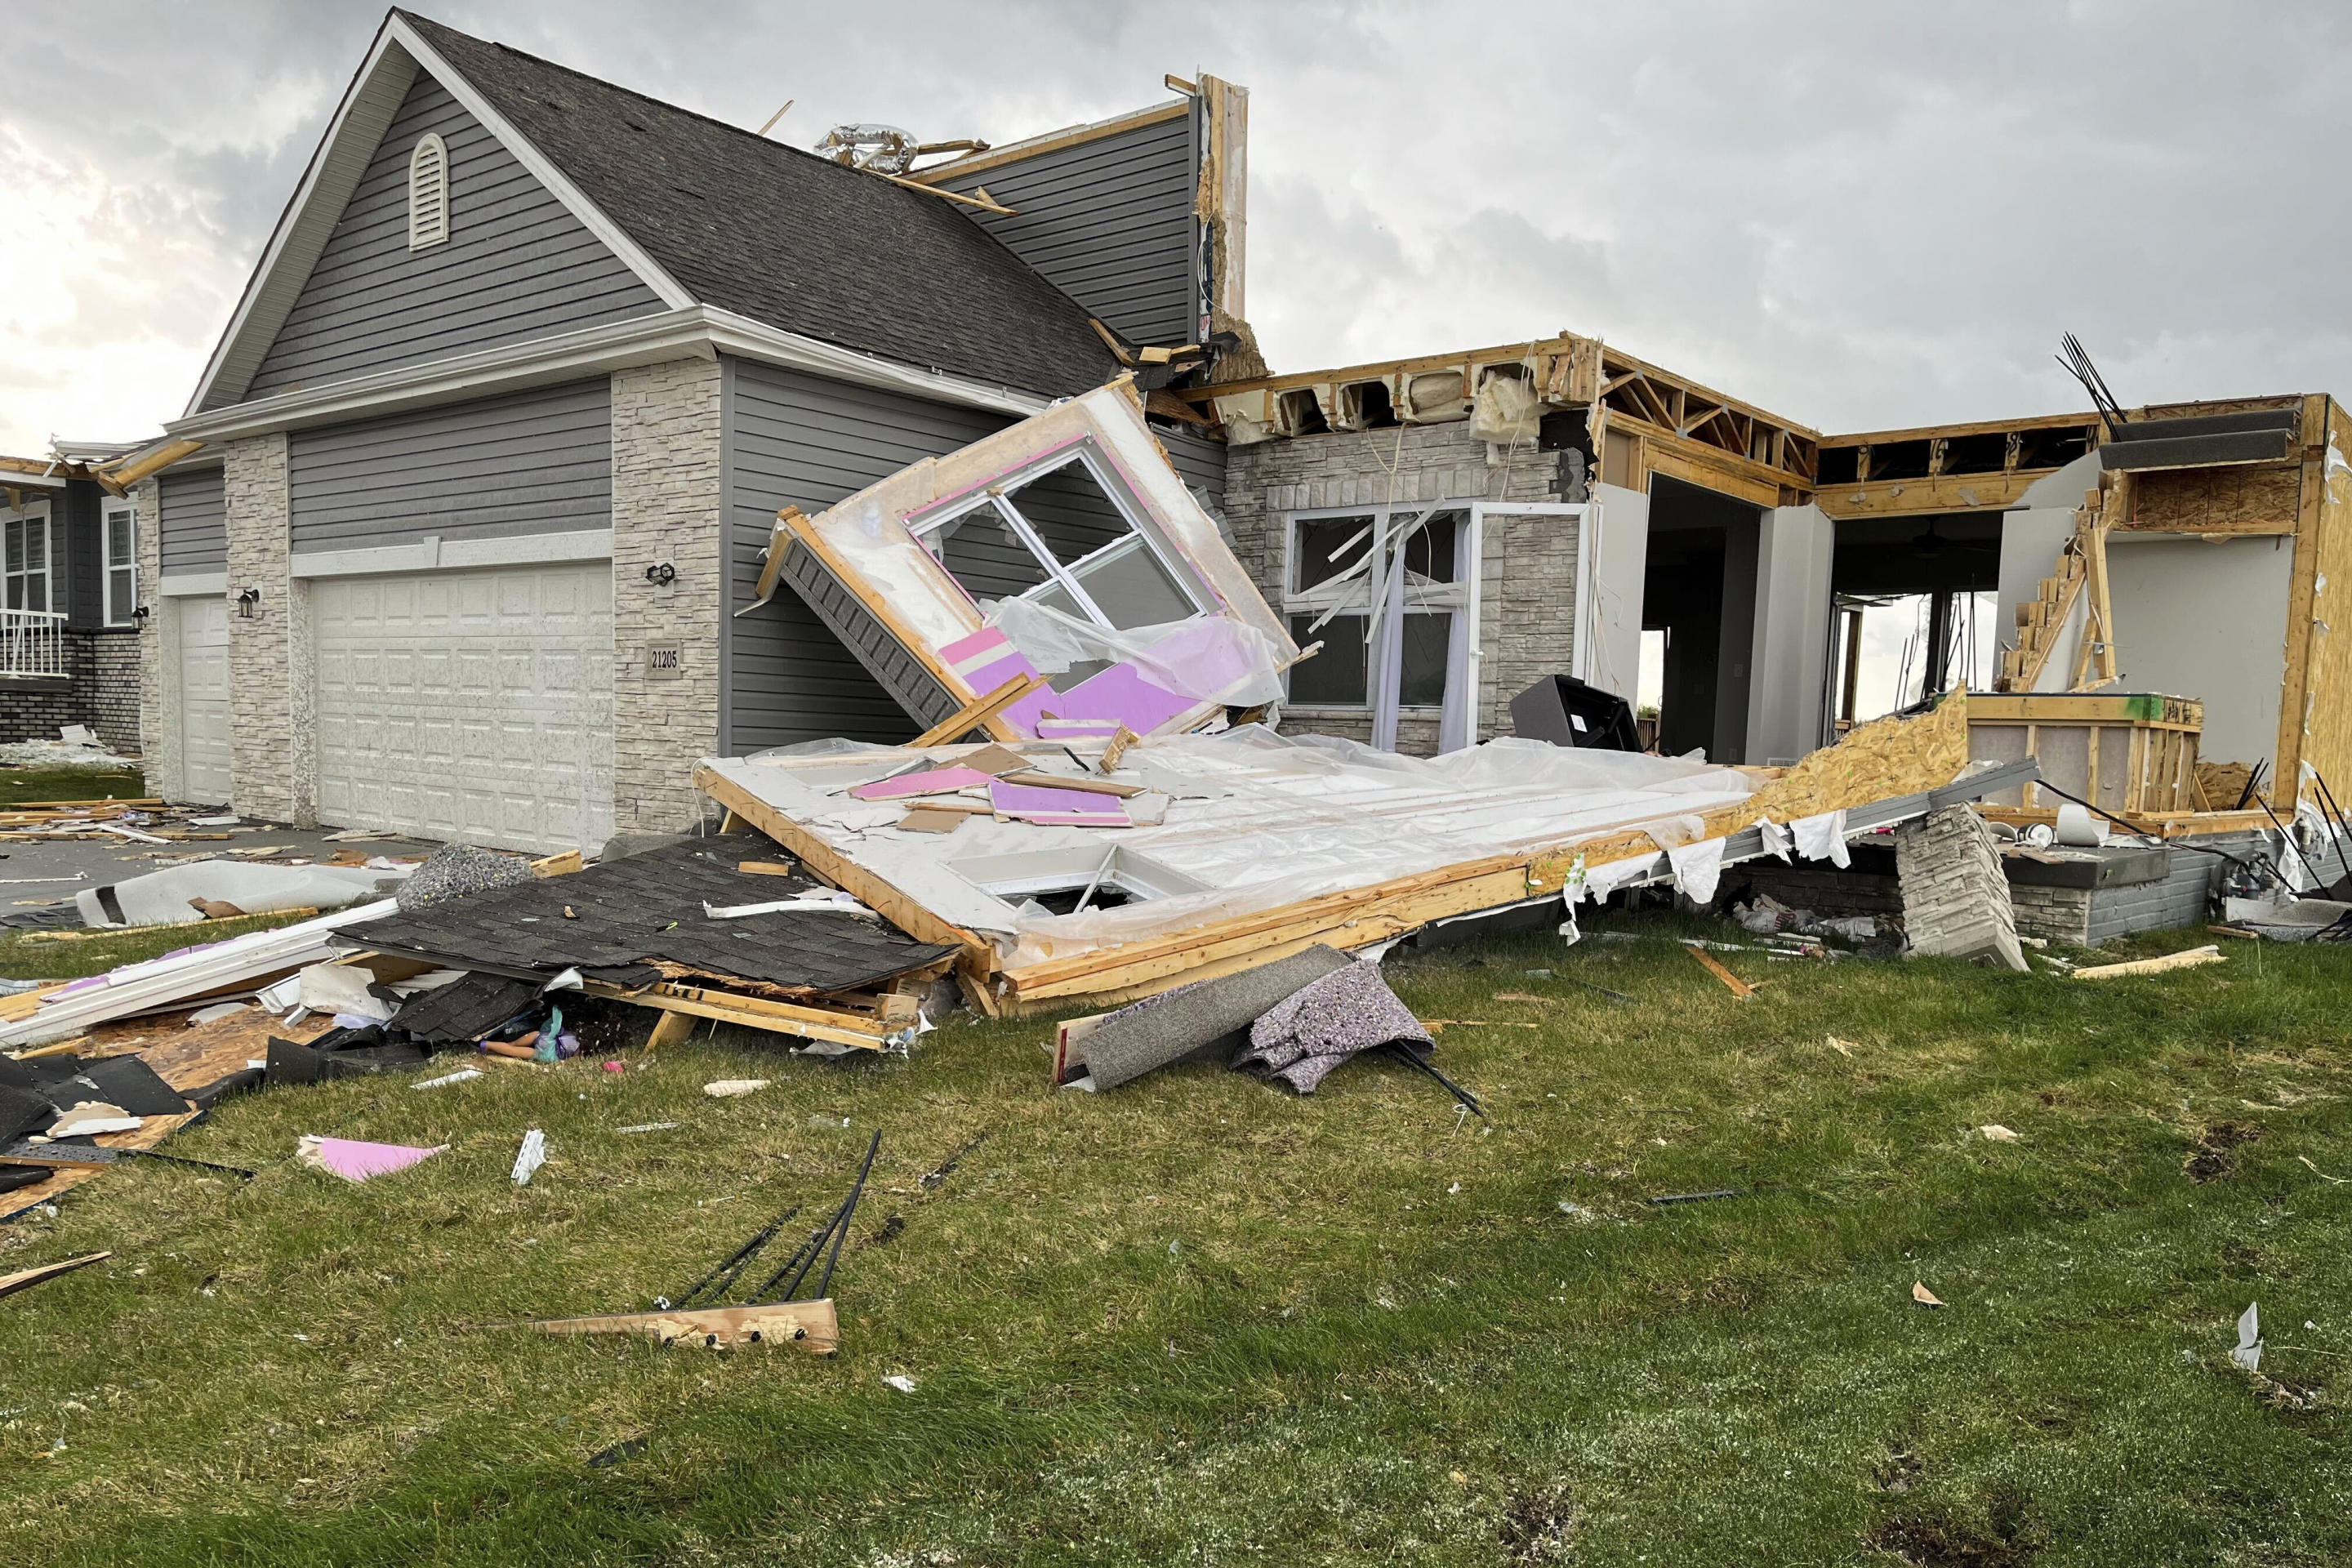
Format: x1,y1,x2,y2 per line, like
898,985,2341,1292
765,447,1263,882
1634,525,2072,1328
1,817,443,928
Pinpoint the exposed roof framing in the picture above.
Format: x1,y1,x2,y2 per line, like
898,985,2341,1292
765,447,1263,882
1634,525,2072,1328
1813,395,2310,519
1174,332,1822,505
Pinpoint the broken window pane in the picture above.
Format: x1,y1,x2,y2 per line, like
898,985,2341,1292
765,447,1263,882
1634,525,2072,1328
1003,459,1133,568
1287,612,1367,705
1071,537,1195,629
1402,511,1463,582
1397,612,1453,706
931,506,1049,602
1293,516,1374,592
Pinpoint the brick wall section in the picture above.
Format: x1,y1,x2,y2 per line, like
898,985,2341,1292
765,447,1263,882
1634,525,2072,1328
224,432,297,823
610,357,724,833
1224,423,1566,754
1895,806,2027,969
87,633,140,751
0,632,139,749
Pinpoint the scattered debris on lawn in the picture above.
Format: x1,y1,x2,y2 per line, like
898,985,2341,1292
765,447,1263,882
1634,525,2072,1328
1912,1281,1946,1308
2233,1301,2264,1371
0,1250,109,1302
2073,944,2225,980
295,1135,446,1184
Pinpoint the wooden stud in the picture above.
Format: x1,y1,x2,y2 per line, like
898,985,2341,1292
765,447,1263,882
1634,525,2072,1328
910,675,1049,748
525,1298,839,1354
642,1009,698,1053
1685,943,1755,999
0,1251,110,1301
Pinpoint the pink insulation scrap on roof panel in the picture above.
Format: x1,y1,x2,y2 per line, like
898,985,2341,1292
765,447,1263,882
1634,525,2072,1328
849,766,998,801
988,781,1132,826
939,625,1057,737
1045,663,1196,735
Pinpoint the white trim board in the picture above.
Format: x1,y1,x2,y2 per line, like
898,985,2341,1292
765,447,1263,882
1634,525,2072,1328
185,13,693,418
158,572,229,598
291,528,613,580
169,306,1054,443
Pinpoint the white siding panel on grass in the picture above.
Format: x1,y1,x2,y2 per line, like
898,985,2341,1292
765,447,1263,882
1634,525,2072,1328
179,596,232,804
314,564,614,853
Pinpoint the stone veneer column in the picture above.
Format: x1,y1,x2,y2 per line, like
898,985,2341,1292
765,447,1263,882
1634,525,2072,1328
223,432,301,823
610,356,724,834
131,478,179,799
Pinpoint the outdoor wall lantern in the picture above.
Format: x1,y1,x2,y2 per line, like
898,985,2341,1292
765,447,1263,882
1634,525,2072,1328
131,604,151,627
237,586,261,617
645,561,677,586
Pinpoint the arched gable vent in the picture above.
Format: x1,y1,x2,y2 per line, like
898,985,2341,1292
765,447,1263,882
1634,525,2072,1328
408,133,450,250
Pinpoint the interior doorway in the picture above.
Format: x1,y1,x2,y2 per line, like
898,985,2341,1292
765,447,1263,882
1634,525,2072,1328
1640,476,1761,761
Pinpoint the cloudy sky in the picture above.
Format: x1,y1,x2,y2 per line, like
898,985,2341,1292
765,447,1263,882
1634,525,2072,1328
6,0,2352,457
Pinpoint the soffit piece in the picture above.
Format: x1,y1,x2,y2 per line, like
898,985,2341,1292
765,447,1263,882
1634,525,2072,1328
747,381,1294,743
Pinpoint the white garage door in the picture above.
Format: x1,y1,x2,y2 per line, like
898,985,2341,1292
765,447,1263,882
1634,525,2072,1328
179,597,233,804
314,564,614,853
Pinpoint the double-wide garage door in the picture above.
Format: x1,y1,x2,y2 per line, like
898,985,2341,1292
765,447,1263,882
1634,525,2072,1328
314,564,614,853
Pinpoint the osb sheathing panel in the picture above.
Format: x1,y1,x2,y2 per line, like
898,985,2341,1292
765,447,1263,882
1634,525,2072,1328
2126,462,2303,535
1527,690,1972,885
2283,397,2352,807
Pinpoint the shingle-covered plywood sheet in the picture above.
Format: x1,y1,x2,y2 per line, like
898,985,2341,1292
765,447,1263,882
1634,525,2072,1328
345,840,958,996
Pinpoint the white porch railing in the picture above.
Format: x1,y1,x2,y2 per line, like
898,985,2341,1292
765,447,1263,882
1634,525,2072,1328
0,608,67,679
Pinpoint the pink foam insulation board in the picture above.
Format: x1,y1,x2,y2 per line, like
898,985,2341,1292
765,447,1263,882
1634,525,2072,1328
988,781,1133,826
296,1136,446,1183
850,766,996,801
1043,663,1197,734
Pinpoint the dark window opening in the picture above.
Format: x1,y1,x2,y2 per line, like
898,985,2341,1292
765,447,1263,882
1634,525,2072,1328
1401,512,1460,583
933,508,1049,601
1816,446,1863,486
1004,462,1129,567
1398,613,1452,706
1288,612,1368,705
1023,884,1137,916
1293,516,1374,592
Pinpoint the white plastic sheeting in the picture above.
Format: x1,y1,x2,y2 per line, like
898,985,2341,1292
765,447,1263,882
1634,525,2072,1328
76,859,409,929
708,728,1770,969
984,598,1287,707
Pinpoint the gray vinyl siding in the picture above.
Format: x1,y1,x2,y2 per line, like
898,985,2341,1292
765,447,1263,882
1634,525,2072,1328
231,72,663,407
288,378,612,552
723,357,1013,751
1160,425,1227,517
934,113,1199,348
57,478,101,630
158,467,227,572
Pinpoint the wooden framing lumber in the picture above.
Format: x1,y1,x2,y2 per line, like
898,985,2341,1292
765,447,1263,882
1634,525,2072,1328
2071,944,2224,980
0,1251,110,1301
1684,943,1755,999
906,99,1190,185
585,981,893,1050
872,169,1014,214
689,764,991,962
911,675,1049,748
526,1297,839,1353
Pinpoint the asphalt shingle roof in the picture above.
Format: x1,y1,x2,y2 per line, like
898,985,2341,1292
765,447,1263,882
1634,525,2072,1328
402,12,1122,399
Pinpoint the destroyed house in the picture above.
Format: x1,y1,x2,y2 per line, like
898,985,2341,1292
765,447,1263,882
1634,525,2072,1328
124,8,1246,852
1182,341,2352,836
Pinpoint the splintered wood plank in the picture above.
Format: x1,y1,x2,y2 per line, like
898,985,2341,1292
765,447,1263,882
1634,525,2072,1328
526,1297,839,1353
1685,943,1756,1000
0,1251,110,1300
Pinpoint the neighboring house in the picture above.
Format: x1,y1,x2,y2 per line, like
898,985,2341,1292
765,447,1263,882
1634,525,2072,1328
135,8,1243,850
1,449,144,751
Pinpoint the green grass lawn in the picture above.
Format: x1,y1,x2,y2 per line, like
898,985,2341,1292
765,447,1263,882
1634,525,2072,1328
2,915,2347,1566
0,764,147,807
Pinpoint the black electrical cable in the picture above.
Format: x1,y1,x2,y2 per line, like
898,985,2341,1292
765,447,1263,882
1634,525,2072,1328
811,1130,880,1303
665,1201,801,1312
747,1211,841,1304
2026,777,2262,872
1383,1042,1486,1117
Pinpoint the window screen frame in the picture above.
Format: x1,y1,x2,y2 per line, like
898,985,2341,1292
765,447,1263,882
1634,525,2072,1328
906,436,1213,631
101,495,137,626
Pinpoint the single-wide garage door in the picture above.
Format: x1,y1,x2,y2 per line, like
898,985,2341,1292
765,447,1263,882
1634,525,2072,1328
314,564,614,853
179,597,233,804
